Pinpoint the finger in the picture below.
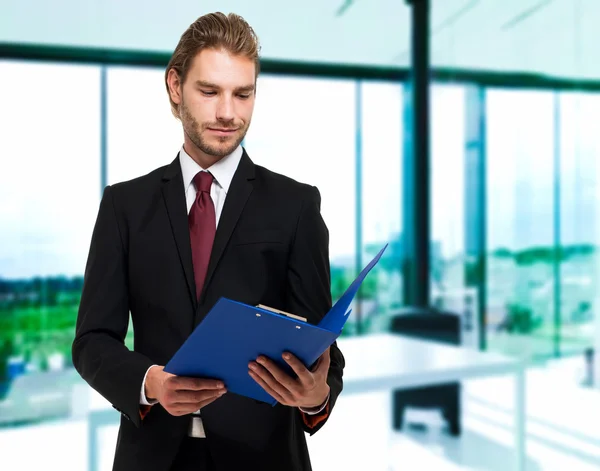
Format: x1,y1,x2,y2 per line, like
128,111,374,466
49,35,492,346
314,347,331,373
168,376,225,391
168,392,226,416
311,348,331,375
169,405,201,416
248,369,289,405
253,357,301,396
166,388,226,405
195,394,224,410
282,352,314,387
248,363,296,402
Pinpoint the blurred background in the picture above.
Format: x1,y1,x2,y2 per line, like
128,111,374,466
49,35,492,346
1,0,600,469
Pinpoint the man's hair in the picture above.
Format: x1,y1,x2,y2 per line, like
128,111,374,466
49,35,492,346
165,12,261,119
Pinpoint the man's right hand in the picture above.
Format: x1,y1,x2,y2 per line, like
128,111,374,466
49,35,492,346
145,365,227,416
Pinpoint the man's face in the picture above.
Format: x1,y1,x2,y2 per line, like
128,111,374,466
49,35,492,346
170,48,256,162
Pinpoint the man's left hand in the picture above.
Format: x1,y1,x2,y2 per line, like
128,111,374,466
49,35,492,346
248,347,331,409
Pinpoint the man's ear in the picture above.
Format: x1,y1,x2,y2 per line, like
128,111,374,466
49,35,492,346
167,69,183,106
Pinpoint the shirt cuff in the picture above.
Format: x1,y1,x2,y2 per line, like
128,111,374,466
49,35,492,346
299,391,330,415
140,365,160,405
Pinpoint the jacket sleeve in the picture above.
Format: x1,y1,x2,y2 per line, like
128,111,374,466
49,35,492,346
72,185,153,428
285,186,345,435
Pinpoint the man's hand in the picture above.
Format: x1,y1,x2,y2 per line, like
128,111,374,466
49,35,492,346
145,366,227,416
248,348,331,409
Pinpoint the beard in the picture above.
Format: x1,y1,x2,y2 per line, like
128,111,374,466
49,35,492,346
180,100,249,158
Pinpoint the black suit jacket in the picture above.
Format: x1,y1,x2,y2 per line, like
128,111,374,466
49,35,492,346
72,149,345,471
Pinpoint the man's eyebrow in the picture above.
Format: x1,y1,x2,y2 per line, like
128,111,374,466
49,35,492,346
195,80,255,93
195,80,219,88
235,84,255,93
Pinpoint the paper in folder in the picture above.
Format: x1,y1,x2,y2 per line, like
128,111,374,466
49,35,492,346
164,244,388,405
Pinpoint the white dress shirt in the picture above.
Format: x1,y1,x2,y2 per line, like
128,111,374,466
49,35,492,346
139,144,329,416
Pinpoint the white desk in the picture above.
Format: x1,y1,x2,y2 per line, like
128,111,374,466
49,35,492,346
87,333,526,471
337,334,527,471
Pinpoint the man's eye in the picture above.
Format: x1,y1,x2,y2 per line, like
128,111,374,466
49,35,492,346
238,94,251,99
201,90,216,96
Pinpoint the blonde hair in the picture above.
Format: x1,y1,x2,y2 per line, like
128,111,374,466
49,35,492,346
165,12,261,118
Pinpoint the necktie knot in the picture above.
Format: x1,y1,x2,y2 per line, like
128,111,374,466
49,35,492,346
194,171,213,193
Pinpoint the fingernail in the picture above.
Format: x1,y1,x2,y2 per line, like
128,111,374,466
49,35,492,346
283,353,291,360
257,357,265,364
249,363,256,370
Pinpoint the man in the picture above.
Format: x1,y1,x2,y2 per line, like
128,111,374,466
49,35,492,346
72,11,344,471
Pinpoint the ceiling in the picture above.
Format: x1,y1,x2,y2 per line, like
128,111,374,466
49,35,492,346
0,0,597,80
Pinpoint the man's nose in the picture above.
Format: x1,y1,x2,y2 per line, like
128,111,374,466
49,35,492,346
216,96,234,122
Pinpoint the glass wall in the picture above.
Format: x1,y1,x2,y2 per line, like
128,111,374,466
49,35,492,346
430,84,466,316
558,92,600,355
481,89,600,359
358,81,404,334
0,60,101,423
428,0,600,362
485,89,557,358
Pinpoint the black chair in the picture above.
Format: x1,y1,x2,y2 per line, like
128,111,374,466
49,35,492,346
389,306,462,436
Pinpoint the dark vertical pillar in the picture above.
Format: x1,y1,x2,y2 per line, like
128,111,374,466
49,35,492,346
402,0,430,307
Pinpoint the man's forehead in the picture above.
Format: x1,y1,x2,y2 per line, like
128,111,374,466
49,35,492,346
190,48,254,71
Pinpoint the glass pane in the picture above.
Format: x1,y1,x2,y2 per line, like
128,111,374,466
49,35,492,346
359,81,403,334
106,66,182,185
485,89,556,358
558,92,600,355
0,60,101,423
430,84,466,313
244,75,357,329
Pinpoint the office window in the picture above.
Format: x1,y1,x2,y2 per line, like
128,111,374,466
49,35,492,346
485,89,555,358
558,91,600,355
244,75,357,326
0,60,101,422
106,67,182,185
359,81,403,333
430,84,466,312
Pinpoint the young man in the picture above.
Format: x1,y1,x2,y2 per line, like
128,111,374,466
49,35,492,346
72,12,344,471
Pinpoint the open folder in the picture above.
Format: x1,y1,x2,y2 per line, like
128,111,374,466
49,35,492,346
164,244,388,405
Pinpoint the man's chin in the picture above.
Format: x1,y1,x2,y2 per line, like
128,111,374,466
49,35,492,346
203,142,241,158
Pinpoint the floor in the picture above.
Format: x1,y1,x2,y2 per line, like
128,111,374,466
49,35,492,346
1,357,599,471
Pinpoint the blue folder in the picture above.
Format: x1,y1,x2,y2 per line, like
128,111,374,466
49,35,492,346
164,244,388,405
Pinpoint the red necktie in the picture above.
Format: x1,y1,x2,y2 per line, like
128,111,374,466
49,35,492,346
189,171,216,300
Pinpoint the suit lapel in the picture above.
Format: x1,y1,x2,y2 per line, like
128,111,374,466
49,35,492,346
161,155,197,309
199,149,256,305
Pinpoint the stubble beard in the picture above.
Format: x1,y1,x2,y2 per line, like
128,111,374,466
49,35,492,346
180,100,249,158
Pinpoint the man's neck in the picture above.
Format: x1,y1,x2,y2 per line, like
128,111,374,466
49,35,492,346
182,140,225,170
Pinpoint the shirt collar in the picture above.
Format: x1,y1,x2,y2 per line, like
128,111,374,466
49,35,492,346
179,144,243,194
